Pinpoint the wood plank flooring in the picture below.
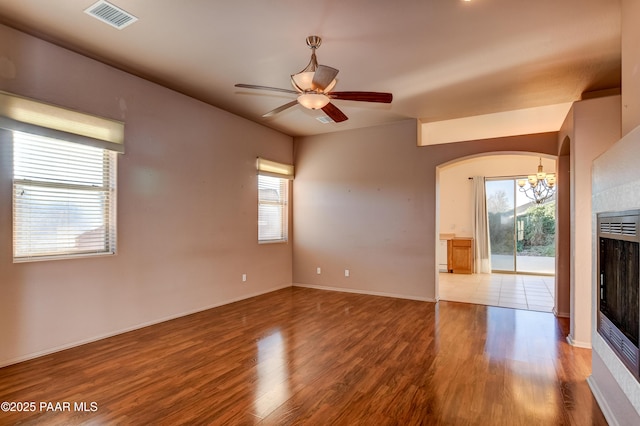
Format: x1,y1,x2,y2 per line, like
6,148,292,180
0,287,606,425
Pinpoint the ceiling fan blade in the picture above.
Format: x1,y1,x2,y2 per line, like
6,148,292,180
262,100,299,117
235,84,298,95
312,65,339,91
321,102,348,123
329,91,393,103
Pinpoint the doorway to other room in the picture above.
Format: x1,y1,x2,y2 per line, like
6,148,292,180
437,154,557,313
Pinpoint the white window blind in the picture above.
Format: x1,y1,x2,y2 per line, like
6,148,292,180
0,90,124,152
257,158,293,243
256,157,294,179
12,131,117,261
258,175,288,243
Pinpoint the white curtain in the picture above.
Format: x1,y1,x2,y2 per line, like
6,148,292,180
472,176,492,273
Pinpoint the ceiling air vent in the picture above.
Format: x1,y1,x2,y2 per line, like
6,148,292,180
84,0,138,30
316,116,333,124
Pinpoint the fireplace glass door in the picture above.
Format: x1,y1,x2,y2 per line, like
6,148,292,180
597,210,640,381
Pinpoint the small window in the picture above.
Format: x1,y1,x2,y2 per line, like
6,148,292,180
12,131,117,261
256,158,293,243
258,175,289,243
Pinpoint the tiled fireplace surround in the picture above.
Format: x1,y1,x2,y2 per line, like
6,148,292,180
591,125,640,423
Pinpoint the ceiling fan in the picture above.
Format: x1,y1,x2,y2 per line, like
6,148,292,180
235,35,392,123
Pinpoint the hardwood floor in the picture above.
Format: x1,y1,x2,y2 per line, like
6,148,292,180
0,287,606,425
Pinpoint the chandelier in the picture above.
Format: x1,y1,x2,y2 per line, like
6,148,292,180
517,158,556,204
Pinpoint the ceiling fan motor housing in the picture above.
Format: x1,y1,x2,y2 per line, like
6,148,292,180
306,35,322,49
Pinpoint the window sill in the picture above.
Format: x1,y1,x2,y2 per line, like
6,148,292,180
258,239,288,245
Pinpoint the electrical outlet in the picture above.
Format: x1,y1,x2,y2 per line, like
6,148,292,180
345,269,350,277
242,274,247,282
317,267,321,274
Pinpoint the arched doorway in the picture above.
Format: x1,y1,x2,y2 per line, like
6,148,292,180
437,153,558,313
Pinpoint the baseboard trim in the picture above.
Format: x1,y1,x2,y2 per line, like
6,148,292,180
0,283,292,368
293,283,434,302
587,375,619,426
553,308,570,318
566,334,592,349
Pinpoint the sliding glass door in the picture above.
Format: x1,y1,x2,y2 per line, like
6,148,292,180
486,179,516,272
486,178,556,275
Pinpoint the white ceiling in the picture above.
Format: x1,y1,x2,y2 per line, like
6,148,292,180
0,0,621,138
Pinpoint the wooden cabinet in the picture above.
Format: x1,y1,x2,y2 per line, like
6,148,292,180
447,238,474,274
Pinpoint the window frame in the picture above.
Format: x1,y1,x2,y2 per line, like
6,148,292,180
11,131,118,262
0,92,124,262
256,157,293,244
258,174,289,244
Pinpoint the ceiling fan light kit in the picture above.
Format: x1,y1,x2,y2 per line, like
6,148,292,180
291,71,316,92
235,35,392,123
297,93,330,109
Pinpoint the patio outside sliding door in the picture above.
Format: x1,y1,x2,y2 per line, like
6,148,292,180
486,178,556,275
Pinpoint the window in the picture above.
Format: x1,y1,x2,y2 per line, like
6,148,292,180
12,131,117,261
256,158,293,243
258,175,289,242
0,90,124,262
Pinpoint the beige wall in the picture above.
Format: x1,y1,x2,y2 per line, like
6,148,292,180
292,120,428,300
558,95,621,348
293,122,558,301
0,25,293,366
622,0,640,136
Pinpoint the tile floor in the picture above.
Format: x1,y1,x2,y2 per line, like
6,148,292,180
438,272,555,313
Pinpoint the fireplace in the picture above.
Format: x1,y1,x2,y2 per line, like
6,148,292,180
597,210,640,381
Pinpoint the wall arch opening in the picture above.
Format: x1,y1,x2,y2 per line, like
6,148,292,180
436,152,559,313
